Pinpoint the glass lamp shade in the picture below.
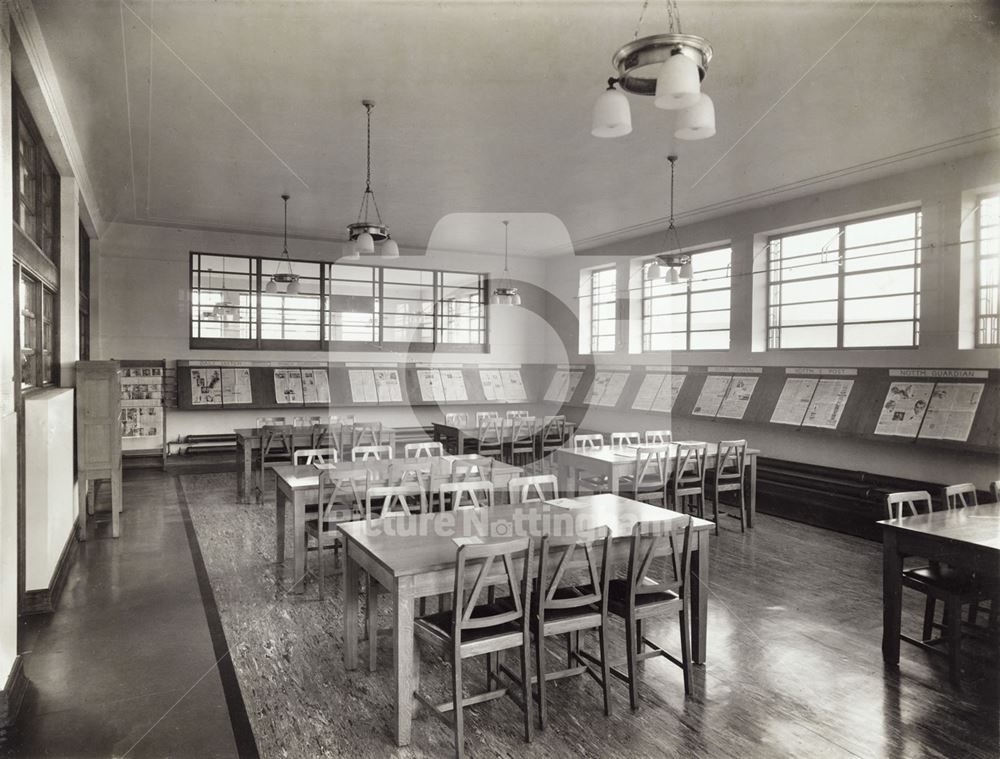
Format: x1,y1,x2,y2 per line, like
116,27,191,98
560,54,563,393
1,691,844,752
665,266,680,284
381,238,400,258
342,242,360,261
675,94,716,140
285,279,300,295
356,232,375,254
654,53,701,111
679,259,693,279
648,261,664,279
265,278,278,293
591,87,632,138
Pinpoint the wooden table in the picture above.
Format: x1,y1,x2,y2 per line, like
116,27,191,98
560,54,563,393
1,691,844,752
879,502,1000,666
234,426,399,502
272,456,524,592
555,442,761,527
431,420,576,456
338,494,713,747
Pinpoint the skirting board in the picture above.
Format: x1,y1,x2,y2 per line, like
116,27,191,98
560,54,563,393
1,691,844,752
20,524,78,616
0,655,27,746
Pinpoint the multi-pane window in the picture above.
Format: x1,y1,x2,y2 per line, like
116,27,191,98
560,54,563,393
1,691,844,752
587,267,617,353
190,253,487,351
767,209,921,349
13,86,59,262
642,247,731,351
261,259,322,342
975,193,999,346
437,271,486,345
18,270,56,389
191,253,257,342
79,222,90,360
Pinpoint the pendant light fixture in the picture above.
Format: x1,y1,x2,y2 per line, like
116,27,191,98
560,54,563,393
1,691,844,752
648,155,693,282
592,0,716,141
266,194,301,294
490,220,521,306
345,100,399,259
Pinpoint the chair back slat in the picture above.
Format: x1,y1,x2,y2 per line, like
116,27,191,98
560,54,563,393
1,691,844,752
885,490,933,520
453,538,532,637
366,482,426,519
507,474,559,504
943,483,977,509
572,433,604,451
645,429,672,445
293,447,340,466
438,480,495,510
404,441,444,458
611,432,640,448
539,527,611,613
352,422,383,448
627,518,692,601
352,444,394,462
715,440,747,484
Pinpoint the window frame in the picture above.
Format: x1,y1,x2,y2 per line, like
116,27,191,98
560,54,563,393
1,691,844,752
639,245,732,352
765,208,922,350
189,251,489,353
12,83,59,264
586,265,617,354
974,191,999,347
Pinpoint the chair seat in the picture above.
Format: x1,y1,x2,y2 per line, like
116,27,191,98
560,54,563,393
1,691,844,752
415,604,523,651
903,565,992,597
604,579,681,617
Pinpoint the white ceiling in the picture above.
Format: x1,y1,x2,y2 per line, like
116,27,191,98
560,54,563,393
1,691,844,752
29,0,1000,256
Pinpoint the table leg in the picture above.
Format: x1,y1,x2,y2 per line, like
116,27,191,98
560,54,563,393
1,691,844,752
609,463,620,495
292,491,306,593
78,477,89,541
238,438,251,502
393,576,416,747
747,454,757,528
344,544,360,671
691,534,709,664
275,487,287,565
882,529,903,665
111,467,122,538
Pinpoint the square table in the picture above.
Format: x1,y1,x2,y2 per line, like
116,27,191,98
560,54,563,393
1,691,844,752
555,442,761,527
272,456,524,592
878,502,1000,666
338,494,713,747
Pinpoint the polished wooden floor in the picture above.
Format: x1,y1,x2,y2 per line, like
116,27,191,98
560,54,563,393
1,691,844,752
10,467,1000,758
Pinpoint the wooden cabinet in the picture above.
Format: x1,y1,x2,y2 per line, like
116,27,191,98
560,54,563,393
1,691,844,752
75,361,122,538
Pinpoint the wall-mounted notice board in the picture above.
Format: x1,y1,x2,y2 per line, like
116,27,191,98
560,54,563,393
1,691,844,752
118,358,169,466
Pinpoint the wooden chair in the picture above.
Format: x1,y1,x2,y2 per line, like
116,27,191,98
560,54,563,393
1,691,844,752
304,470,362,598
508,474,559,504
644,430,671,445
621,447,668,506
438,480,495,510
256,416,286,428
706,440,747,535
292,447,339,466
524,527,613,729
475,411,501,427
404,441,444,458
413,538,534,759
572,433,604,451
450,455,494,483
538,416,568,473
476,416,504,460
349,421,382,453
607,517,694,709
351,444,394,461
991,480,1000,503
669,443,707,519
943,482,977,508
445,412,470,427
610,432,640,448
255,424,294,501
572,434,607,494
309,422,345,459
508,416,537,467
506,409,530,419
885,490,995,682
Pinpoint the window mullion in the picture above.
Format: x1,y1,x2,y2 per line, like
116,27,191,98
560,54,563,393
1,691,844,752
836,225,846,348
